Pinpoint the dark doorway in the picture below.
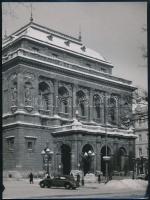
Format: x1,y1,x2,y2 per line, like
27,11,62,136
61,144,71,175
101,146,111,176
118,148,127,172
82,144,94,175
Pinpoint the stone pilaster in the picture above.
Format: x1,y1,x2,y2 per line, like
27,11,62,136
113,139,119,171
53,79,59,115
101,101,105,124
71,141,78,170
33,74,39,113
89,88,93,121
17,73,24,110
96,143,101,171
72,84,78,118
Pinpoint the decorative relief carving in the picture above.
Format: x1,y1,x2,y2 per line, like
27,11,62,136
59,82,72,95
24,82,33,107
120,94,132,128
23,72,35,110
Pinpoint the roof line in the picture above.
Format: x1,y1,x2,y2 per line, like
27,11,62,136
30,22,82,44
3,22,32,40
3,21,82,45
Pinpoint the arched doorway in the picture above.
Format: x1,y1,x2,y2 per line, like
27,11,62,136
61,144,71,175
82,144,94,175
118,147,127,173
101,146,111,176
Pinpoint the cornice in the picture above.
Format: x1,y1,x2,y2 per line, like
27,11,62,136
2,55,136,92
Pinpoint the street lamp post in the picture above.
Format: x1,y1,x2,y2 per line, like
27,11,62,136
79,150,95,186
58,164,62,175
103,94,111,183
80,151,95,174
41,147,54,176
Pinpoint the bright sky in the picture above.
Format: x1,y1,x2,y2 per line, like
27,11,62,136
2,2,147,91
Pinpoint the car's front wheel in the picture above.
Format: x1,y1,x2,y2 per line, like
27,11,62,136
65,183,71,189
47,184,51,188
40,182,45,188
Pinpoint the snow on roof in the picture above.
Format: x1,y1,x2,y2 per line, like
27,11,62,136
3,22,108,63
27,25,108,62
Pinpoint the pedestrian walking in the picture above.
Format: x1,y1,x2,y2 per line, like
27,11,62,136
29,172,34,184
98,174,101,183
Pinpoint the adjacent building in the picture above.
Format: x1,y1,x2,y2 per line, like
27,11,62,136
2,20,137,177
133,100,148,175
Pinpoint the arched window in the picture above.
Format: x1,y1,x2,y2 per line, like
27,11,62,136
108,97,117,125
93,94,102,121
58,86,69,114
76,90,86,117
39,82,51,111
80,103,84,116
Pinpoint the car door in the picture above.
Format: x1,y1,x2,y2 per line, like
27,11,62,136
53,177,64,187
59,176,67,187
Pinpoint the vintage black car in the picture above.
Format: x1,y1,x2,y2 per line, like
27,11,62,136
39,176,77,189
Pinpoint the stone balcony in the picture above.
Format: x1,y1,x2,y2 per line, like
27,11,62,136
52,120,136,138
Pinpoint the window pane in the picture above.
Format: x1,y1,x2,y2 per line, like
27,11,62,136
28,141,33,150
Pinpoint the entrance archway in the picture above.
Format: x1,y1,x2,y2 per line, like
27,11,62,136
61,144,71,175
82,144,94,175
101,146,111,176
118,147,127,172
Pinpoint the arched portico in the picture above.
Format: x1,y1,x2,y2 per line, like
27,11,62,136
118,147,128,173
82,144,94,175
61,144,71,175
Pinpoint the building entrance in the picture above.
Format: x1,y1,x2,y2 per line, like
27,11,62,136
82,144,94,175
118,147,127,172
61,144,71,175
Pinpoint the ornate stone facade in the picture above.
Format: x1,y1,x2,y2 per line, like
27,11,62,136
2,21,136,177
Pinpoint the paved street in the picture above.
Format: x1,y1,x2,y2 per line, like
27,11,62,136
2,178,148,199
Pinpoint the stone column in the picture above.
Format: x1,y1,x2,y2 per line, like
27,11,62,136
89,88,93,122
116,96,120,127
33,74,39,113
115,96,119,126
96,142,101,171
71,141,78,170
68,86,72,119
17,72,24,110
72,84,78,118
3,77,8,113
101,101,105,124
53,79,59,115
113,140,119,171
